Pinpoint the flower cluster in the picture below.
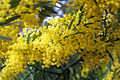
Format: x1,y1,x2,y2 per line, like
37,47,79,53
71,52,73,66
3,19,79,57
103,49,120,80
0,0,120,80
0,0,58,27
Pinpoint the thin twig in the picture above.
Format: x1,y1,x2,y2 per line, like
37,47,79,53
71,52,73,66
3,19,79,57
73,66,77,80
77,63,81,80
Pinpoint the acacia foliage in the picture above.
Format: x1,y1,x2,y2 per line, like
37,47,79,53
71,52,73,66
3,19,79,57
0,0,120,80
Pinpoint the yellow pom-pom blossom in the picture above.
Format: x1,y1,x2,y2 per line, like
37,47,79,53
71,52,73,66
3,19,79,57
0,26,19,42
103,55,120,80
66,0,120,28
0,0,58,27
0,0,58,67
0,25,19,63
0,40,11,63
0,0,120,80
0,7,120,79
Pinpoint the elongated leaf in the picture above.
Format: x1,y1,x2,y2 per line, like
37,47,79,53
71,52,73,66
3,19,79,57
84,23,93,27
0,15,21,26
106,49,114,61
33,2,51,7
113,69,120,79
43,6,57,14
0,65,6,71
0,36,12,41
3,21,23,26
68,19,74,30
27,34,31,44
76,5,84,26
32,32,42,41
9,0,21,8
39,11,51,17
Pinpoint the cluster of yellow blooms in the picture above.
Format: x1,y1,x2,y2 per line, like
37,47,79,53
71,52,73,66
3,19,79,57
67,0,120,16
103,47,120,80
0,0,120,80
0,0,58,27
0,25,19,63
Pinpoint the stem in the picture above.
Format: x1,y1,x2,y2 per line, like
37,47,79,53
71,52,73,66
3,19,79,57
73,66,77,80
77,63,81,80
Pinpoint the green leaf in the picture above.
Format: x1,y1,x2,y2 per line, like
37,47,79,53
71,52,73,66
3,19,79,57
9,0,21,8
75,32,85,34
33,2,51,8
0,65,6,71
68,19,74,30
32,31,42,41
0,15,21,26
44,21,51,27
76,5,84,26
43,6,57,14
23,72,32,80
3,21,23,26
27,34,31,44
39,11,51,17
0,36,12,41
112,66,120,79
106,49,114,61
84,23,93,27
